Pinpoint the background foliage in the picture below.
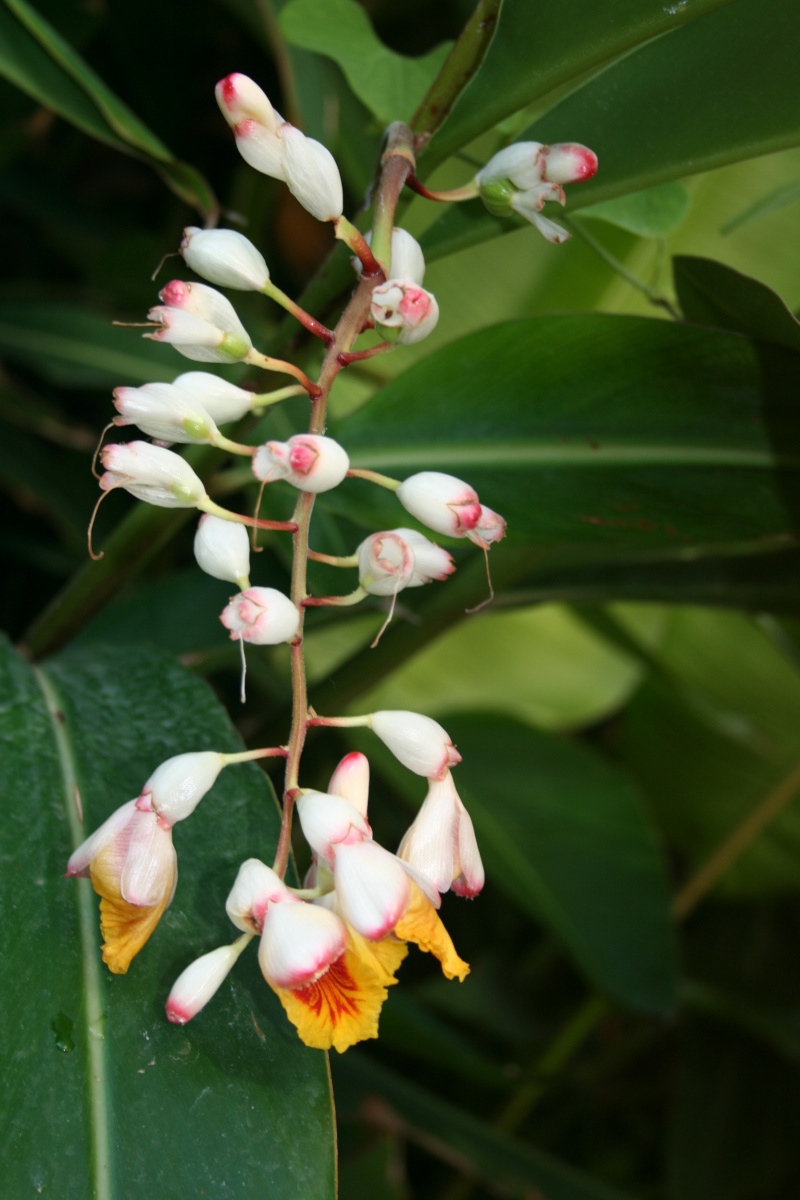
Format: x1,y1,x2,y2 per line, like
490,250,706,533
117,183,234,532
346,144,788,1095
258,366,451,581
2,0,800,1196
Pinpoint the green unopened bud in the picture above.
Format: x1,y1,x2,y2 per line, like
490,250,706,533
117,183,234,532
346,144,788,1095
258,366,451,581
219,332,251,360
478,177,516,218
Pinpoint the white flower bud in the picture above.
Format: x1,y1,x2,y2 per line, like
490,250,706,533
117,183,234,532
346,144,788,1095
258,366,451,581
258,901,346,988
194,514,251,585
476,142,547,191
396,471,482,539
220,587,301,645
327,752,370,818
370,710,461,779
252,434,349,493
112,382,217,444
392,528,455,586
354,228,425,285
99,441,207,508
181,227,270,291
475,140,596,244
370,281,439,345
215,73,282,133
332,840,411,939
297,791,371,864
226,858,293,934
281,124,343,221
171,372,255,425
141,751,225,824
233,120,287,180
146,280,251,363
540,142,598,185
166,944,241,1024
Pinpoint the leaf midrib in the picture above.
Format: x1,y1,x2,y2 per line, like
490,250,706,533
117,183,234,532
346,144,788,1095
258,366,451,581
349,441,795,470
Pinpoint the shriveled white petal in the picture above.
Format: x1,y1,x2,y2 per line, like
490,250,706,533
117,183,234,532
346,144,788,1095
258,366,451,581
370,710,461,779
259,901,346,987
143,751,226,824
119,811,176,907
226,858,293,933
333,841,411,939
166,944,241,1024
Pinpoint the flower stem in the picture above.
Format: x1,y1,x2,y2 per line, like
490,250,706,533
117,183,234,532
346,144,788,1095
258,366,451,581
346,467,402,491
262,280,334,341
245,348,322,396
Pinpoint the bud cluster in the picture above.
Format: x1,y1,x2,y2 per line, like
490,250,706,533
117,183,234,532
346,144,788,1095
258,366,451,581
73,71,593,1053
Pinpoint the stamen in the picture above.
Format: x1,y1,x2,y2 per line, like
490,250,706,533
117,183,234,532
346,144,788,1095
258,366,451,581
466,544,495,614
91,420,116,480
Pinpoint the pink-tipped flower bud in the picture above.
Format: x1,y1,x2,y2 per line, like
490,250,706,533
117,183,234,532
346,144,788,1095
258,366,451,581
99,441,207,508
171,372,255,425
393,528,456,586
220,587,301,645
540,142,598,185
258,901,346,988
180,227,270,292
280,124,343,221
112,382,217,444
166,944,241,1024
327,752,370,818
215,73,282,133
252,433,349,493
370,710,461,780
226,858,293,934
146,280,251,363
398,770,484,898
370,281,439,345
140,751,225,824
194,513,251,586
297,791,371,864
396,471,483,539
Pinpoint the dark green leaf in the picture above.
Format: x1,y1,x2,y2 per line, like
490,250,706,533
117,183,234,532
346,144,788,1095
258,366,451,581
334,1055,638,1200
579,183,691,238
334,315,800,557
280,0,451,126
674,256,800,354
421,0,730,170
0,637,335,1198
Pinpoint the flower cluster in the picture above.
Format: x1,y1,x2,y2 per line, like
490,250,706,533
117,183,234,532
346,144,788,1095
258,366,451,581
71,72,592,1052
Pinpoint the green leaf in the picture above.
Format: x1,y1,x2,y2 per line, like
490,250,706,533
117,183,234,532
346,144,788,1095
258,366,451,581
579,182,691,238
356,603,670,733
442,715,678,1014
280,0,451,126
334,315,800,557
674,256,800,353
335,1055,638,1200
0,637,335,1198
0,0,216,214
0,301,205,386
721,175,800,235
421,0,730,171
622,610,800,896
422,0,800,260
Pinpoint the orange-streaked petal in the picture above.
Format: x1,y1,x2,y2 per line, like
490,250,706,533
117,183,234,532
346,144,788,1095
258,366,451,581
393,881,469,982
273,943,391,1053
90,848,175,974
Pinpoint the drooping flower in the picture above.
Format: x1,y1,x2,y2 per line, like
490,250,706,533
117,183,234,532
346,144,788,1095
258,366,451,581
194,514,251,587
357,528,454,596
252,433,350,493
398,770,484,897
369,710,461,779
112,382,218,444
99,441,207,508
475,140,597,243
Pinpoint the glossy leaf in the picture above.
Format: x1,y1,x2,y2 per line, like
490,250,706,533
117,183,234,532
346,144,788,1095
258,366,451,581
622,610,800,895
0,637,335,1198
422,0,800,260
420,0,730,171
579,183,691,238
674,256,800,353
335,1055,638,1200
280,0,451,126
0,0,215,214
333,315,800,556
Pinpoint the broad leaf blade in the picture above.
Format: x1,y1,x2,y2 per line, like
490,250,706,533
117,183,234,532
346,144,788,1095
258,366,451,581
0,638,335,1198
333,315,800,556
674,256,800,353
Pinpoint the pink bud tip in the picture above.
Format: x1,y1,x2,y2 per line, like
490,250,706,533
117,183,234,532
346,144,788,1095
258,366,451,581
166,1002,192,1025
160,280,191,307
217,75,239,109
288,442,317,474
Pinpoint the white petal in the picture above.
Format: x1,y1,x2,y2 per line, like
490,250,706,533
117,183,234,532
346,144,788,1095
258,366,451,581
194,515,251,585
66,798,138,877
226,858,293,933
327,752,370,817
333,841,410,939
143,751,225,823
258,901,346,987
371,710,460,778
297,791,371,862
119,811,175,907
